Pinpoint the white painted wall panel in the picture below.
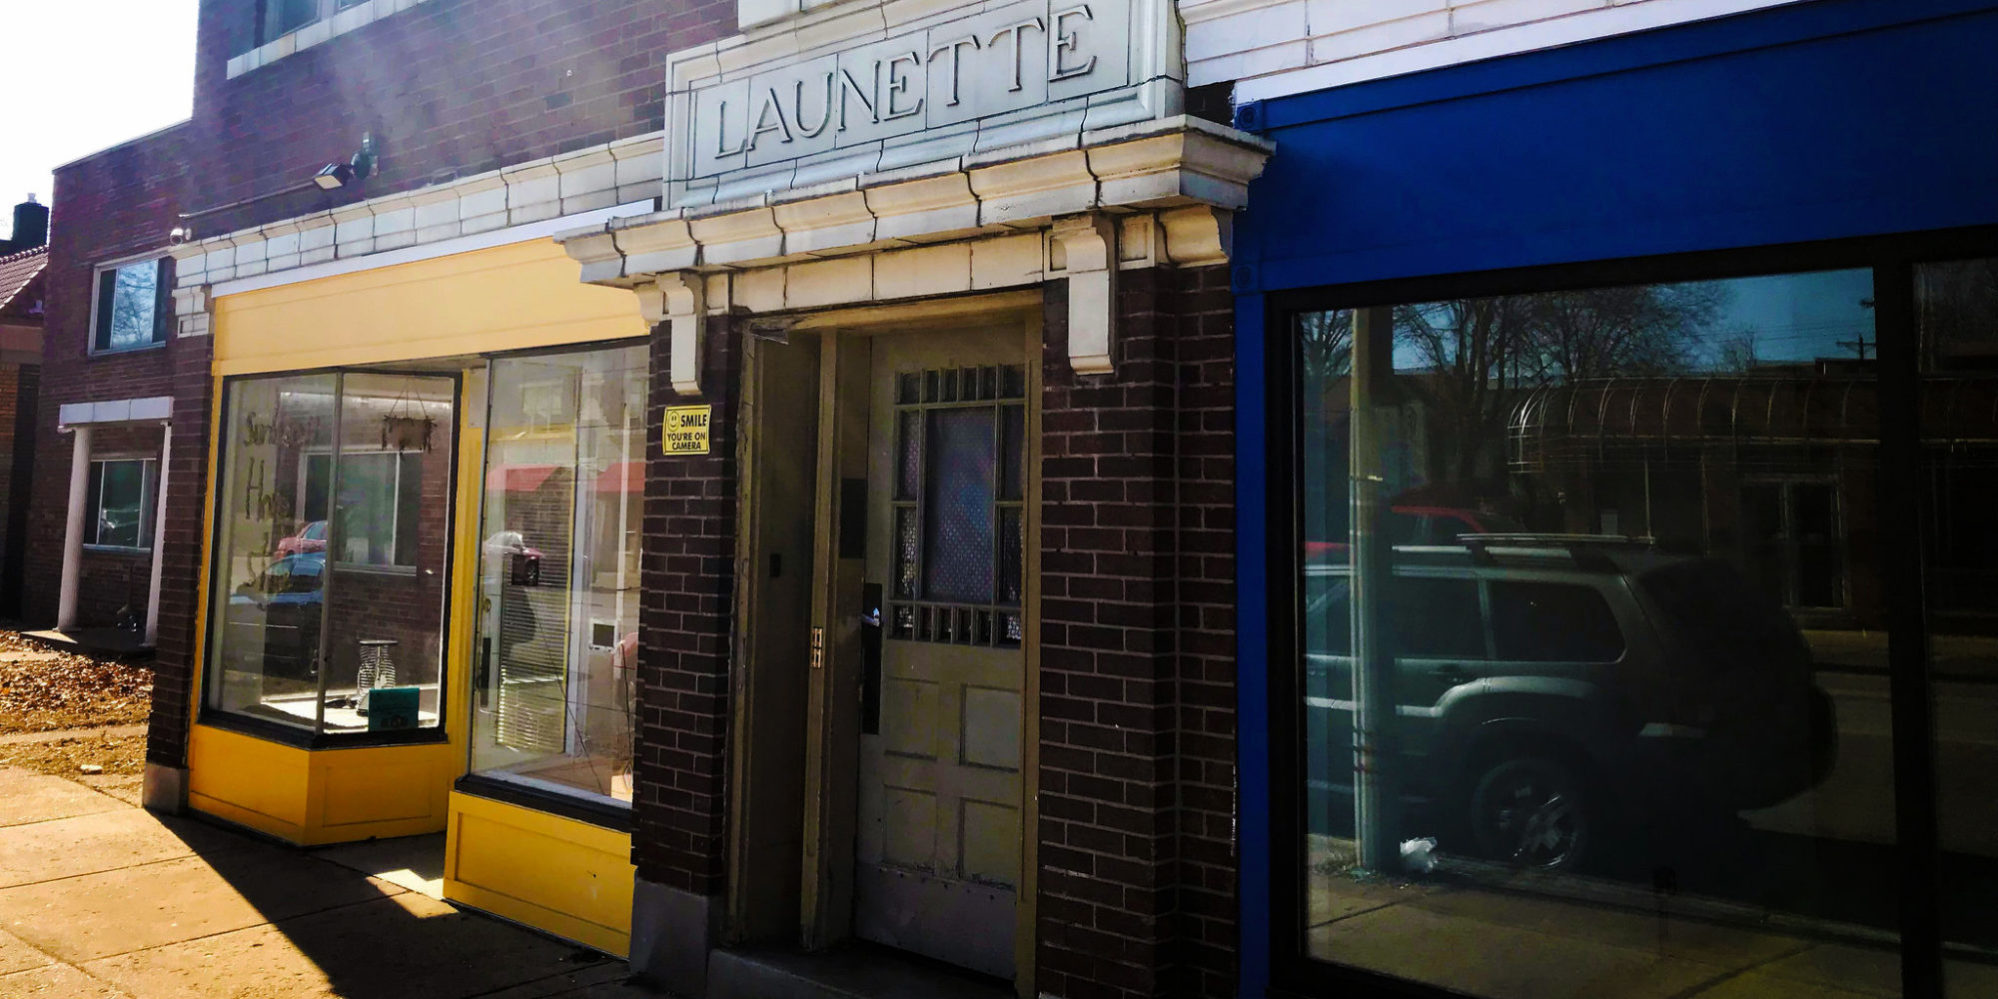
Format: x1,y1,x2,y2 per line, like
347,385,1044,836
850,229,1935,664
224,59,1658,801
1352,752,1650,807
1179,0,1810,101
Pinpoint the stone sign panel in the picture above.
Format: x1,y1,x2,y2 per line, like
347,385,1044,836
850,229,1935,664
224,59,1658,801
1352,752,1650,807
665,0,1182,208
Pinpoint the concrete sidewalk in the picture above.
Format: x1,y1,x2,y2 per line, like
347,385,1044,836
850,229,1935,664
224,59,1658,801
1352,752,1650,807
0,766,661,999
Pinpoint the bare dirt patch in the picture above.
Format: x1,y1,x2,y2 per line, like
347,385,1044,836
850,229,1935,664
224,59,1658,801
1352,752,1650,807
0,731,145,778
0,631,152,735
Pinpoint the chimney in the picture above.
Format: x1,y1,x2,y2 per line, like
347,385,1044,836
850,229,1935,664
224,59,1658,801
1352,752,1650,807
10,196,48,251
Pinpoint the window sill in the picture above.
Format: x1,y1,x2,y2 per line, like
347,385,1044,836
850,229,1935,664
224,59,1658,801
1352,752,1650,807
454,773,635,833
226,0,439,80
88,341,167,359
83,544,152,556
197,704,449,749
329,562,420,578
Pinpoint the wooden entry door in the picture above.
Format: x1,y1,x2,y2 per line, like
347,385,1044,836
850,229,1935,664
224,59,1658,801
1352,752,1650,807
854,329,1030,978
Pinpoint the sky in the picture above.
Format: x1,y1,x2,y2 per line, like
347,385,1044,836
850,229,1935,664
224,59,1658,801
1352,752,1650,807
0,2,199,242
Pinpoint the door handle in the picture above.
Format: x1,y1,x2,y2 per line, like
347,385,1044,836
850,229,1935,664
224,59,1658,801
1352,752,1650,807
860,582,883,735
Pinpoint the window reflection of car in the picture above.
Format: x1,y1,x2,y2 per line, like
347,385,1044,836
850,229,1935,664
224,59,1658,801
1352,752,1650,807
225,552,324,680
275,520,327,557
482,530,545,586
1302,506,1525,560
1303,536,1837,872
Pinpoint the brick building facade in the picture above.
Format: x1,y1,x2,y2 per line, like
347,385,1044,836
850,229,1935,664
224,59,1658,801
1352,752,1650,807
0,198,50,617
47,1,1268,997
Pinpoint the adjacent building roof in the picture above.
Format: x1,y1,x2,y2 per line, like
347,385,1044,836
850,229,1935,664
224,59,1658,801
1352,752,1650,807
0,245,47,317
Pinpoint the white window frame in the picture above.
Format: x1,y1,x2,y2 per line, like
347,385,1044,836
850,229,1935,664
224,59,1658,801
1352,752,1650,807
262,0,372,44
87,253,167,357
298,446,425,572
232,0,437,79
85,456,159,552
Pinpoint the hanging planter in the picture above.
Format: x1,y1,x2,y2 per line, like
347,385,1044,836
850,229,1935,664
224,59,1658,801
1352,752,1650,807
380,414,435,452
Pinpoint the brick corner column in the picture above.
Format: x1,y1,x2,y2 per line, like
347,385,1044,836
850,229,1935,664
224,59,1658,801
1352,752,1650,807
143,311,216,814
629,314,741,996
1034,264,1240,999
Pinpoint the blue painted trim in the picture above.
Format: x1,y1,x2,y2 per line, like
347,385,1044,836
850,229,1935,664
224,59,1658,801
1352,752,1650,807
1257,0,1998,131
1233,290,1271,998
1232,0,1998,295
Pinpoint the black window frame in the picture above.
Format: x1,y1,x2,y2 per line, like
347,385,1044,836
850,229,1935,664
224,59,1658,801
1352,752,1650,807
1262,224,1998,999
89,255,171,356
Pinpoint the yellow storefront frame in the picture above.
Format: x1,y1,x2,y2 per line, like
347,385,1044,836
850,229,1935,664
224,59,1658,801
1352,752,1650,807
444,791,636,957
185,366,487,844
186,236,647,907
210,237,646,376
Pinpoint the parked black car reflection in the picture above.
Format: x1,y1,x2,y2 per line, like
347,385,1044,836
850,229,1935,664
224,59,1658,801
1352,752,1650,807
1304,536,1837,870
224,551,324,680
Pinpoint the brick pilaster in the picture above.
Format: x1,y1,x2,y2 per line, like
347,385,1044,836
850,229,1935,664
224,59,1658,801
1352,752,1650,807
147,334,216,770
634,316,741,894
1035,264,1238,999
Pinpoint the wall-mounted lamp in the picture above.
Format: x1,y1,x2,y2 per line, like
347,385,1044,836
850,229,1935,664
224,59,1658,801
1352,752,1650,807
181,132,384,222
314,134,379,191
312,163,354,190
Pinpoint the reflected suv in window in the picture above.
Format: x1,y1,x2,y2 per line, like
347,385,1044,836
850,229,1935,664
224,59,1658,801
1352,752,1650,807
1303,538,1837,871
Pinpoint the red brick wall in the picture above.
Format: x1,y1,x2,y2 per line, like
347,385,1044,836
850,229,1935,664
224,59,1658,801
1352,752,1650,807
0,361,24,610
1035,264,1238,999
184,0,734,237
151,336,217,769
30,126,193,633
49,0,743,770
633,317,739,892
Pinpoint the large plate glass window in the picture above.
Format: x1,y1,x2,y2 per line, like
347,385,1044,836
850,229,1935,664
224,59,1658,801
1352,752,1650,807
205,371,457,737
1295,269,1895,995
468,345,646,804
1914,257,1998,998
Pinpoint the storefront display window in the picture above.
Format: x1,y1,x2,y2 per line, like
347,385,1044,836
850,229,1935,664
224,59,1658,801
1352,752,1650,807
205,371,457,737
468,344,645,805
1915,257,1998,999
1292,268,1914,995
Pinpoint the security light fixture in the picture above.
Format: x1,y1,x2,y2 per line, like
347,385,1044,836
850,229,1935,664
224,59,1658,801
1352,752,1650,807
313,163,354,191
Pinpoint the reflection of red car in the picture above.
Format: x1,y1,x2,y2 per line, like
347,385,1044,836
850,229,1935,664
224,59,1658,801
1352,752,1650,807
1304,506,1524,560
276,521,328,557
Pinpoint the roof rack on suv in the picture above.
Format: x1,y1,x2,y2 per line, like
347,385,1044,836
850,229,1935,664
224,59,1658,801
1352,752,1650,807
1456,533,1658,571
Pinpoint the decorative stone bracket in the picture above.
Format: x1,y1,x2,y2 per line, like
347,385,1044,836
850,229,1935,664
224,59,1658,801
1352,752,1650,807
558,118,1271,377
636,274,708,396
1050,215,1118,375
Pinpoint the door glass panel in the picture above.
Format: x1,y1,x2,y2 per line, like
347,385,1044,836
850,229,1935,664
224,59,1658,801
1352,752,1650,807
470,345,646,803
1298,269,1898,995
1915,258,1998,997
887,364,1028,648
923,408,996,604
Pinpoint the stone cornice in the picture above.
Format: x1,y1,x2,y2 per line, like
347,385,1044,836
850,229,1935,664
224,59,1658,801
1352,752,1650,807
558,116,1272,284
169,131,665,290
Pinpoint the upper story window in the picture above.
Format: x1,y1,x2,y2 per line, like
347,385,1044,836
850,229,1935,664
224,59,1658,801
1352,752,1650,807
261,0,366,44
231,0,419,78
91,257,168,354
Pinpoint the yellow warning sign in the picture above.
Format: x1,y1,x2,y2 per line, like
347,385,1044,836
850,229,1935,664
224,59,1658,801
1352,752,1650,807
663,405,712,455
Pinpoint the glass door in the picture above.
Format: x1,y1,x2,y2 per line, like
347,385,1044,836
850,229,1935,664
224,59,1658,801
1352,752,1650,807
469,345,647,805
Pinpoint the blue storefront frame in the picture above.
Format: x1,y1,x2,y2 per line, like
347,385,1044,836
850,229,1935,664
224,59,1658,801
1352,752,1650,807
1231,1,1998,995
